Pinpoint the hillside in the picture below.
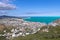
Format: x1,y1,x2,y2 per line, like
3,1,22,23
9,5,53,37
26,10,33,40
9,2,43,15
0,16,60,40
0,24,5,31
0,16,47,40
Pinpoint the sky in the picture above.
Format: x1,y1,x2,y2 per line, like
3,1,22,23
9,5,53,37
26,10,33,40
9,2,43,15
0,0,60,16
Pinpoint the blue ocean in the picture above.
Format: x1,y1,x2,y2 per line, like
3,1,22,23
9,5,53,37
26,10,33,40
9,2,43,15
24,17,60,24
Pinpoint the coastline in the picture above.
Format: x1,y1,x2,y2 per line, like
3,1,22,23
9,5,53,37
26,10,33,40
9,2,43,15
0,16,60,40
24,17,60,24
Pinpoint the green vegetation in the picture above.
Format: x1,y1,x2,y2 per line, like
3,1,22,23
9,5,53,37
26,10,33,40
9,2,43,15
0,36,6,40
12,26,60,40
0,24,60,40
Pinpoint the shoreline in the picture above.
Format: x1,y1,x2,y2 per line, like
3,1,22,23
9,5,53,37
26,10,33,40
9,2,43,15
0,16,60,40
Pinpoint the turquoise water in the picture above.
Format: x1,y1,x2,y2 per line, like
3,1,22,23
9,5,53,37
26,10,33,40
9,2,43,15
24,17,60,24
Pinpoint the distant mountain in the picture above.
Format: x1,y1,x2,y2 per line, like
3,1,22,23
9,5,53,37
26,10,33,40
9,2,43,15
0,15,30,19
0,15,22,19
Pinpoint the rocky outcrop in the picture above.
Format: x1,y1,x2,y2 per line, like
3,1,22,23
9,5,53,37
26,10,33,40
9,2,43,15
53,19,60,23
48,19,60,27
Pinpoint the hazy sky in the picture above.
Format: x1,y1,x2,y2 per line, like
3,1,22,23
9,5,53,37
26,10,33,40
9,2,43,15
0,0,60,16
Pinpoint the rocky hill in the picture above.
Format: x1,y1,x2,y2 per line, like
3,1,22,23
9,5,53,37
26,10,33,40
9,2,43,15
48,19,60,27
